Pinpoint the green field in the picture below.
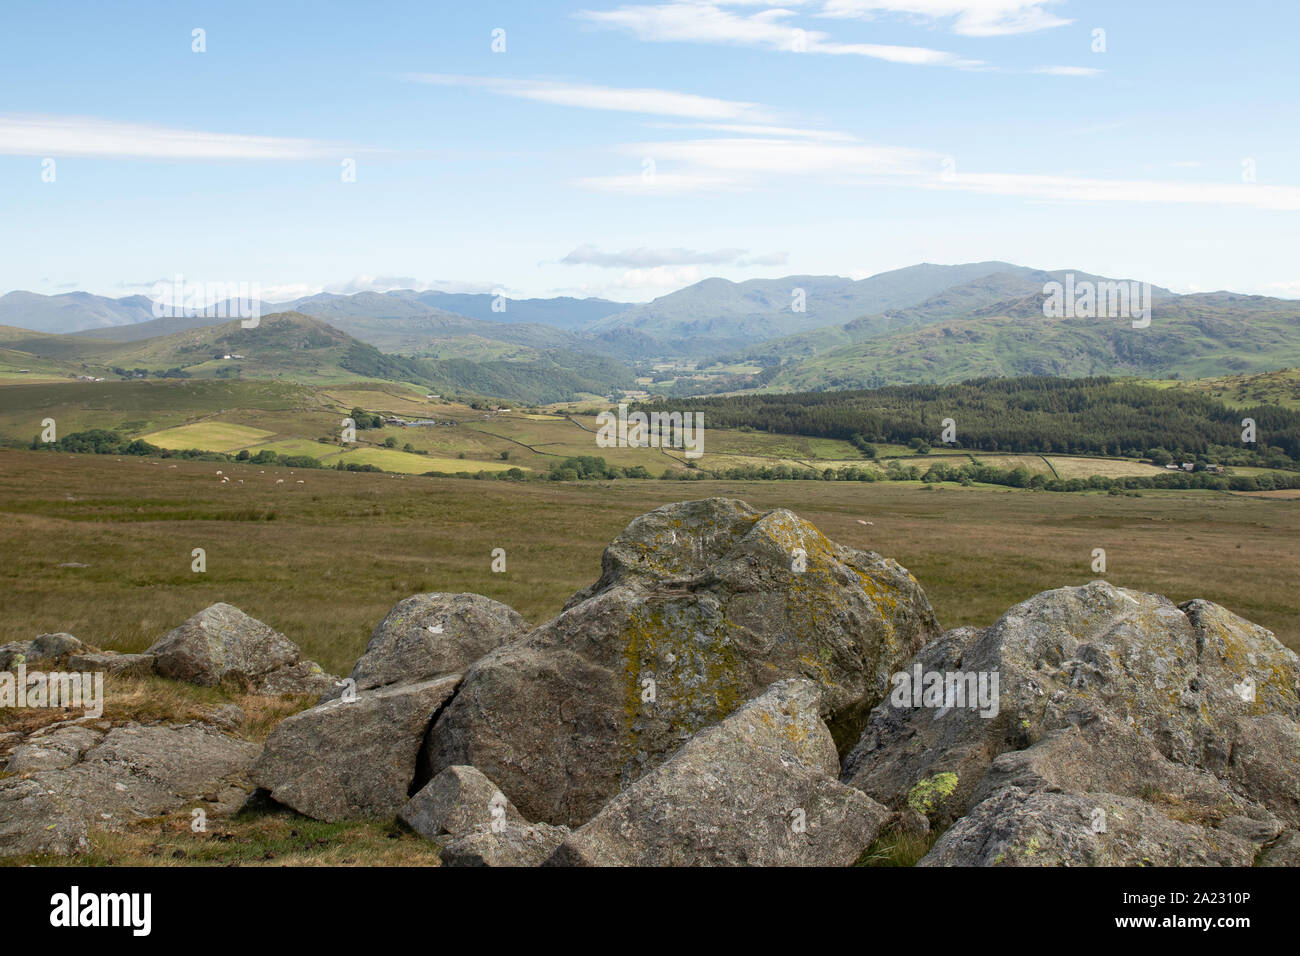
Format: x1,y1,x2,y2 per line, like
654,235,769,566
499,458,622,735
140,422,277,452
335,446,526,474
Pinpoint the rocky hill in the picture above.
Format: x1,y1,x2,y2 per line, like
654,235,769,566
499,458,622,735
2,498,1297,866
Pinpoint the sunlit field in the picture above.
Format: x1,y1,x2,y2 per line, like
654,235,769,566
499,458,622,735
2,448,1296,678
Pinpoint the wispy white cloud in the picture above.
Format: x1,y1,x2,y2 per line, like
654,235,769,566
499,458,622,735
579,130,1300,211
644,121,859,141
577,2,984,69
818,0,1072,37
1031,64,1100,76
575,170,750,193
929,171,1300,211
403,73,771,121
560,243,788,267
579,137,940,190
0,114,343,160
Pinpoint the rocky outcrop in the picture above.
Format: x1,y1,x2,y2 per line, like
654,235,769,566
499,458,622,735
918,786,1260,867
1,633,86,669
0,721,259,857
425,498,939,826
250,675,460,822
146,603,337,696
839,581,1300,866
546,679,890,866
336,593,529,696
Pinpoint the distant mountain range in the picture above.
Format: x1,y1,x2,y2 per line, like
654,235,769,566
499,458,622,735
2,262,1298,400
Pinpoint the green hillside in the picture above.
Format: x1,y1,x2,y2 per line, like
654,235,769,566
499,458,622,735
763,293,1300,391
0,312,634,404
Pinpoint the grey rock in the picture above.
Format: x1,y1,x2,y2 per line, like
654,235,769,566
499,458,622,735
0,722,259,857
256,659,338,697
338,593,528,696
426,498,939,826
205,703,247,732
251,675,460,822
6,724,103,774
1261,829,1300,867
545,679,890,866
440,821,569,867
841,581,1300,865
401,765,523,840
919,786,1259,867
146,603,300,688
0,641,32,670
30,633,85,660
67,652,156,678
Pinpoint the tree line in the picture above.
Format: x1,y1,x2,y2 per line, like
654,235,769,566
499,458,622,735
641,376,1300,467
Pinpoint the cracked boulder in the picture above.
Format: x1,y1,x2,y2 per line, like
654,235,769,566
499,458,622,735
251,675,460,822
425,498,939,827
327,593,528,699
546,679,889,866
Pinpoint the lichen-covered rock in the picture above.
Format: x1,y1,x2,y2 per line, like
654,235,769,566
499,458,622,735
426,498,939,826
147,604,299,687
251,675,459,822
255,659,337,697
844,583,1300,826
145,603,336,696
337,593,529,696
918,786,1260,867
401,765,523,840
545,680,890,866
440,821,569,867
30,633,85,660
0,641,31,670
0,722,259,857
837,581,1300,866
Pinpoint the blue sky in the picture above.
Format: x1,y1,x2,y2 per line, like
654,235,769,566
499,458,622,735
2,0,1297,303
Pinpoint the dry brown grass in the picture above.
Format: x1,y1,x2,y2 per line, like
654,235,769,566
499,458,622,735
1,448,1298,673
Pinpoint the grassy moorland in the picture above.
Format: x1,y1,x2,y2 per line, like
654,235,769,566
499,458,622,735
2,447,1297,667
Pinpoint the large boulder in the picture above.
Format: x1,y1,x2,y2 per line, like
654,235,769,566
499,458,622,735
146,603,336,696
250,675,459,822
335,593,528,695
546,679,890,866
425,498,939,826
0,722,259,857
918,786,1260,867
839,581,1300,866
